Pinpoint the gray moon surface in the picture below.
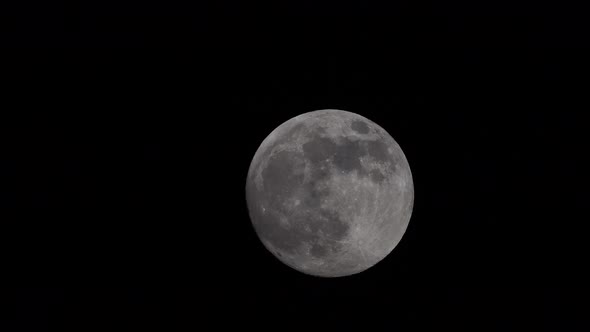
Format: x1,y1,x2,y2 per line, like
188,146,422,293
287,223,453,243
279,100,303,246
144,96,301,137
245,109,414,277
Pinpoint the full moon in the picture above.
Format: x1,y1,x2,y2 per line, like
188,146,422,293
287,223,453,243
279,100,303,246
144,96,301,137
245,109,414,277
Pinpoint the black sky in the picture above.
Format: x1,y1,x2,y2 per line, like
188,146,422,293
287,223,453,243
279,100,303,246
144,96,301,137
2,1,588,331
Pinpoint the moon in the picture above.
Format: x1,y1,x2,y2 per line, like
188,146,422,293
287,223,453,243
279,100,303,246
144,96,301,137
245,109,414,277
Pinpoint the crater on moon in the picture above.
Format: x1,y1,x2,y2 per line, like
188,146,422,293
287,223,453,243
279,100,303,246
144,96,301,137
246,109,414,277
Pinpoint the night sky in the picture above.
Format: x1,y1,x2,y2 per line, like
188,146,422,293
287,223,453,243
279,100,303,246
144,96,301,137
2,1,588,331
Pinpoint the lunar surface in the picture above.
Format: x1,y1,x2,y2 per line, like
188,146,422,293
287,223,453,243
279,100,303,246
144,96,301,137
245,109,414,277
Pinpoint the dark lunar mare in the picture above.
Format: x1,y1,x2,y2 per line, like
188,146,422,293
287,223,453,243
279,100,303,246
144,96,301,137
302,128,394,184
261,150,303,206
250,146,349,259
350,120,370,134
370,169,386,183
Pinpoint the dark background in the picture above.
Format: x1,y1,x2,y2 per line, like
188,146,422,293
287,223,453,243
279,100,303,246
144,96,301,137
2,1,588,331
